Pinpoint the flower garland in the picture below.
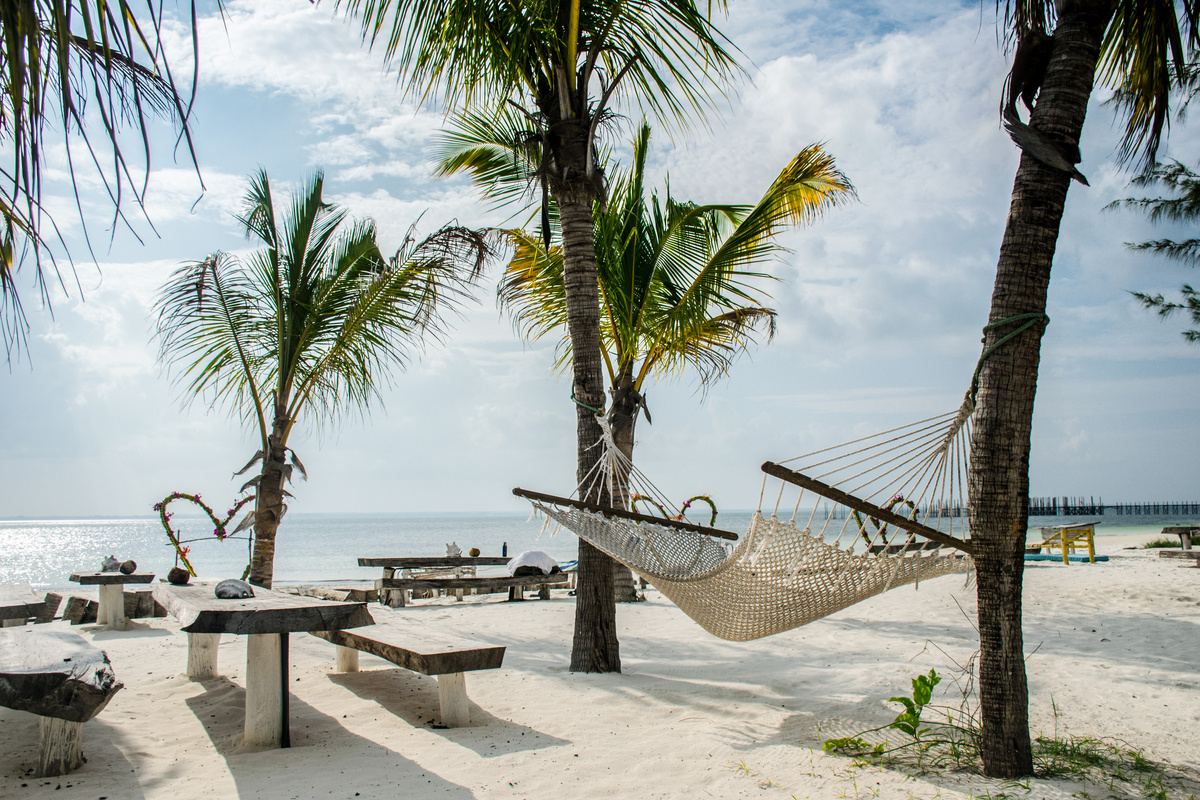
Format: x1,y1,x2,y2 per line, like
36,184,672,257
853,494,919,546
630,493,719,527
154,492,256,577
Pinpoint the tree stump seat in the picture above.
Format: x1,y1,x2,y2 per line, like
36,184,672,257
311,623,505,727
0,629,122,776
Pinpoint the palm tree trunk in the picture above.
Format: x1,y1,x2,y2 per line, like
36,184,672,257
559,195,621,673
247,407,291,590
609,370,640,602
969,1,1111,778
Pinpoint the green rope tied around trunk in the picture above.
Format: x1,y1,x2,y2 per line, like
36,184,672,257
968,312,1050,405
571,388,603,414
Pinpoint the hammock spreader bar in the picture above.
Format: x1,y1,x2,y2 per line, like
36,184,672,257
512,487,740,542
759,462,974,556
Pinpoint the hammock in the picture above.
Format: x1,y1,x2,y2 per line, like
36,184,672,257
515,396,977,642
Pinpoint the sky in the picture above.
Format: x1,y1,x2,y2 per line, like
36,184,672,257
1,0,1197,519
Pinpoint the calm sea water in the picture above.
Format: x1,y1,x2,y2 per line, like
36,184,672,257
0,510,1192,591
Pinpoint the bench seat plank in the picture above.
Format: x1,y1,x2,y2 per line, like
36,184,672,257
0,584,46,623
311,623,504,727
311,626,505,675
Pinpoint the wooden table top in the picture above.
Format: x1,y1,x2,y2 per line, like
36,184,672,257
358,556,511,568
0,583,46,621
152,581,375,635
69,571,156,585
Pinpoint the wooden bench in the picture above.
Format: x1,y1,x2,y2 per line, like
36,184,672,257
311,624,505,727
0,628,122,776
1158,550,1200,567
1162,526,1198,550
0,584,47,627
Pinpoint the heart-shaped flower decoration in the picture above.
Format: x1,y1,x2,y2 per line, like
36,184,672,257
154,491,256,578
630,493,718,527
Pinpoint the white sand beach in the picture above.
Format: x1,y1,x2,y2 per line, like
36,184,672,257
2,534,1197,800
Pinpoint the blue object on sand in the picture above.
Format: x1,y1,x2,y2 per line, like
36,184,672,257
1023,554,1109,563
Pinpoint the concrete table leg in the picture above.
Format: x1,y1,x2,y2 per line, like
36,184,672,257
437,672,469,727
334,644,359,672
1,619,24,628
97,584,126,630
37,717,83,777
187,633,220,680
244,633,283,747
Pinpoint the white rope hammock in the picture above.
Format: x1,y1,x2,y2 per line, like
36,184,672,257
517,397,976,642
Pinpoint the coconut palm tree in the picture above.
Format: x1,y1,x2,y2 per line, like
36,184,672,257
488,122,848,500
1,0,202,357
972,1,1199,777
486,122,852,598
154,170,493,588
332,0,741,672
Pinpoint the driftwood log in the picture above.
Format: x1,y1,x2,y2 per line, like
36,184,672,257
0,629,122,776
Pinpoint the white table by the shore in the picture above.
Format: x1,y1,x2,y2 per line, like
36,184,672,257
152,580,374,748
68,571,155,630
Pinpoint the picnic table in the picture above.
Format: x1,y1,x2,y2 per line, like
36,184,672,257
152,581,374,748
359,556,570,607
69,571,155,630
0,584,46,627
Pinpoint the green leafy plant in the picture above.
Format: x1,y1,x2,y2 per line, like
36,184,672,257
1142,536,1199,549
823,668,1191,798
888,669,941,741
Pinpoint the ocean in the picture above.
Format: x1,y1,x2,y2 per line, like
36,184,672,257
1,510,1194,591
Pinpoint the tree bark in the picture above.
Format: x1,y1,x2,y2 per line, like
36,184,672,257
609,367,640,602
247,405,291,590
969,1,1111,778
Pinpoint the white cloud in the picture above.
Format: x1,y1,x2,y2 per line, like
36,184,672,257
2,1,1197,519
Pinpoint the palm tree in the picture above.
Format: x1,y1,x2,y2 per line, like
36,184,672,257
1,0,202,357
154,170,493,589
492,119,849,526
972,1,1198,777
332,0,741,672
1111,159,1200,343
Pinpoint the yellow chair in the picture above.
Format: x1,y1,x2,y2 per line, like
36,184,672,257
1030,523,1097,563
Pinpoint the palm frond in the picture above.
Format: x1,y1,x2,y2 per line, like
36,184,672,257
1099,0,1195,169
498,228,570,349
333,0,743,130
153,253,273,446
1,0,204,357
157,171,496,442
431,107,547,213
